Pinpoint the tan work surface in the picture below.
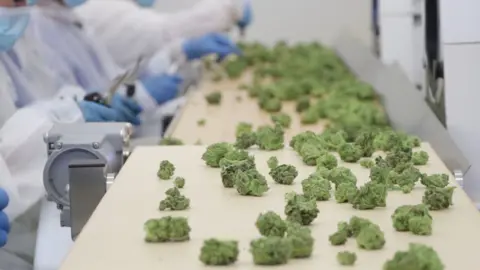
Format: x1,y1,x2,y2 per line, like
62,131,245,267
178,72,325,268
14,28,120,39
61,144,480,270
166,73,325,144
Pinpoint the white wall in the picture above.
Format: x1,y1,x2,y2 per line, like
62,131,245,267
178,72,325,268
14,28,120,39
155,0,373,47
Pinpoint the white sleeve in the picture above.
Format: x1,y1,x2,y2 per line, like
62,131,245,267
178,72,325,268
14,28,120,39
75,0,243,68
0,98,84,221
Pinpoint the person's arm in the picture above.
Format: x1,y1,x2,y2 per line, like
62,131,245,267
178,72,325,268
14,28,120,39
75,0,244,68
0,97,84,221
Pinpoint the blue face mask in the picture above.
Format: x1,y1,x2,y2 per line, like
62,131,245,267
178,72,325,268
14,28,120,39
27,0,38,5
0,13,30,52
136,0,156,8
63,0,88,8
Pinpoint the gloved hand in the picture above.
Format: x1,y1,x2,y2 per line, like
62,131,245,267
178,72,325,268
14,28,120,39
182,33,241,61
237,0,253,30
141,74,183,105
0,188,10,247
110,94,143,126
78,101,118,122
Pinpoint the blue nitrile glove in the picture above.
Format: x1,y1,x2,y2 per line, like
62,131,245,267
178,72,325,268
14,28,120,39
78,101,118,122
182,33,241,61
141,74,183,105
237,0,253,30
110,94,143,126
0,188,9,247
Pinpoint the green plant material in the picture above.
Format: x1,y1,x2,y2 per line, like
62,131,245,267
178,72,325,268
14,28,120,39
234,169,269,196
284,192,319,225
256,125,285,151
403,135,422,148
356,223,385,250
360,158,375,168
329,229,348,246
296,96,311,113
312,166,331,179
205,91,222,105
334,182,358,203
234,131,257,149
224,58,248,79
337,221,353,237
373,130,402,151
391,204,432,235
159,137,183,145
220,158,256,188
328,167,357,188
259,97,282,113
420,173,449,188
157,160,175,180
422,186,455,210
385,146,413,172
211,72,223,82
286,222,314,258
144,216,190,242
199,239,239,266
159,187,190,211
383,243,444,270
337,251,356,266
270,164,298,185
338,143,363,163
355,130,376,157
201,142,233,167
270,112,292,128
256,211,287,237
412,150,429,165
174,177,185,188
250,236,292,265
298,142,327,166
267,156,279,170
316,152,338,170
320,131,347,151
351,181,387,210
349,216,374,237
236,122,253,137
301,175,331,201
300,107,319,125
197,119,206,126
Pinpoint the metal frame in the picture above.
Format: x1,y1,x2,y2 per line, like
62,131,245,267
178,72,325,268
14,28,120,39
333,33,470,178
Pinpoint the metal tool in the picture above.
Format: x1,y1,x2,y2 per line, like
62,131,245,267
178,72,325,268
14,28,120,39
84,57,144,106
43,122,132,240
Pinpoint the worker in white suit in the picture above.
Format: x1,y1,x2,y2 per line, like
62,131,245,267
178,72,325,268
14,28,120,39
74,0,253,69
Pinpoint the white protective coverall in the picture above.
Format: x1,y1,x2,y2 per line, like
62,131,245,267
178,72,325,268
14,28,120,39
74,0,244,69
29,2,188,137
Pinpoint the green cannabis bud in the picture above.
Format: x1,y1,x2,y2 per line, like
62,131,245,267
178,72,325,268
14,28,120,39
316,152,338,170
201,142,233,167
391,204,432,235
422,186,455,210
360,158,375,168
337,251,357,266
354,130,376,157
284,192,319,225
300,107,319,125
255,211,287,237
295,96,311,113
159,187,190,211
335,182,358,203
236,122,253,137
157,160,175,180
320,131,346,151
338,143,363,163
286,222,314,258
356,223,385,250
351,181,387,210
199,239,239,266
383,243,444,270
174,177,185,188
256,125,285,151
270,112,292,128
197,119,206,126
234,131,257,149
349,216,375,237
250,236,292,265
329,167,357,188
144,216,190,242
420,173,449,188
412,150,429,165
329,229,348,246
269,164,298,185
267,156,279,170
220,158,255,188
234,169,269,196
301,175,331,201
205,91,222,105
159,137,183,145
